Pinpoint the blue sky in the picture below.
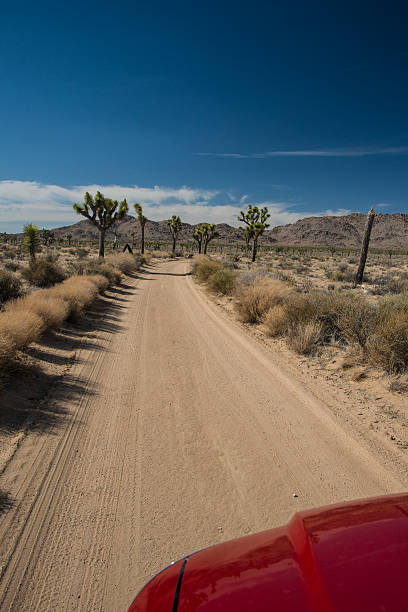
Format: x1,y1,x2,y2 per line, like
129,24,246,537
1,0,407,232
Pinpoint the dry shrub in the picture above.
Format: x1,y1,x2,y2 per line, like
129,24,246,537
207,268,236,295
280,292,317,328
0,309,44,364
388,375,408,393
0,334,15,366
286,321,323,355
141,254,152,265
105,253,140,274
335,294,375,348
50,276,99,319
87,274,110,293
340,355,358,370
192,256,221,282
236,279,292,324
86,262,122,285
281,291,374,347
0,268,23,304
263,304,288,337
367,311,408,373
9,292,69,329
21,259,66,287
349,366,367,381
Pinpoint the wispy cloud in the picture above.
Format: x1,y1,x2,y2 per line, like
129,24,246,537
0,179,351,233
197,146,408,159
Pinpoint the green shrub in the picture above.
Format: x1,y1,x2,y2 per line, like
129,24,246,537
207,268,236,295
368,311,408,373
21,259,66,288
0,268,23,304
336,294,376,348
235,278,292,324
192,256,221,282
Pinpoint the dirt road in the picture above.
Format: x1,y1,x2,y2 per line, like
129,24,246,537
0,259,407,611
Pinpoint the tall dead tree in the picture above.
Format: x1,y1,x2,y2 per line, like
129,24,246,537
354,208,376,285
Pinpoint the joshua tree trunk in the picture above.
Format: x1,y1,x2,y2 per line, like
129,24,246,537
252,237,258,263
172,237,176,255
203,241,208,255
99,229,105,258
355,208,375,285
198,243,202,254
141,225,145,254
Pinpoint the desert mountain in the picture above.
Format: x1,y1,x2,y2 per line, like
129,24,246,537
49,212,408,250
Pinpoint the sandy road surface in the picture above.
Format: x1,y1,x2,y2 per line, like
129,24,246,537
0,259,407,611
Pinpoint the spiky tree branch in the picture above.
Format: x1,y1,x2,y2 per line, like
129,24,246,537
193,226,204,254
134,203,148,254
201,223,219,255
73,191,128,257
238,205,270,262
167,215,183,256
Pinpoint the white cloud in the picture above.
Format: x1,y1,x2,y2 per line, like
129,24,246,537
0,180,218,225
322,208,352,216
197,146,408,159
0,179,353,232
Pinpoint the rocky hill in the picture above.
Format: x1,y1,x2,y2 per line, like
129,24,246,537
49,212,408,250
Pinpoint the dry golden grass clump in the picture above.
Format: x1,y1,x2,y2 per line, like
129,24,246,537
8,292,69,329
235,278,292,324
87,274,110,293
105,253,140,275
85,262,122,285
263,304,288,337
286,321,323,355
0,309,45,366
0,265,123,367
50,276,99,319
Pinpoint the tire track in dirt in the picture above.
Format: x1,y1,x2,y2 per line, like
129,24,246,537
0,260,407,611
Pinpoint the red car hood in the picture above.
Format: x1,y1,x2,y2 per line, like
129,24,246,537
129,493,408,611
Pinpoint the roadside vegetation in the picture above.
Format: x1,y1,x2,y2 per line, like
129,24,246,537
2,194,408,386
0,252,140,368
192,255,408,378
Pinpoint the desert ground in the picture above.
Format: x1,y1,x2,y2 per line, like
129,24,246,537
0,257,407,611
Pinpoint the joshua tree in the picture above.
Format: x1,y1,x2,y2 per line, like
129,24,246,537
0,232,8,244
166,215,183,256
201,223,219,254
73,191,128,257
134,203,148,254
238,205,270,262
192,223,219,255
23,223,41,262
244,226,253,256
192,226,204,254
40,228,55,246
355,208,376,285
66,233,73,246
